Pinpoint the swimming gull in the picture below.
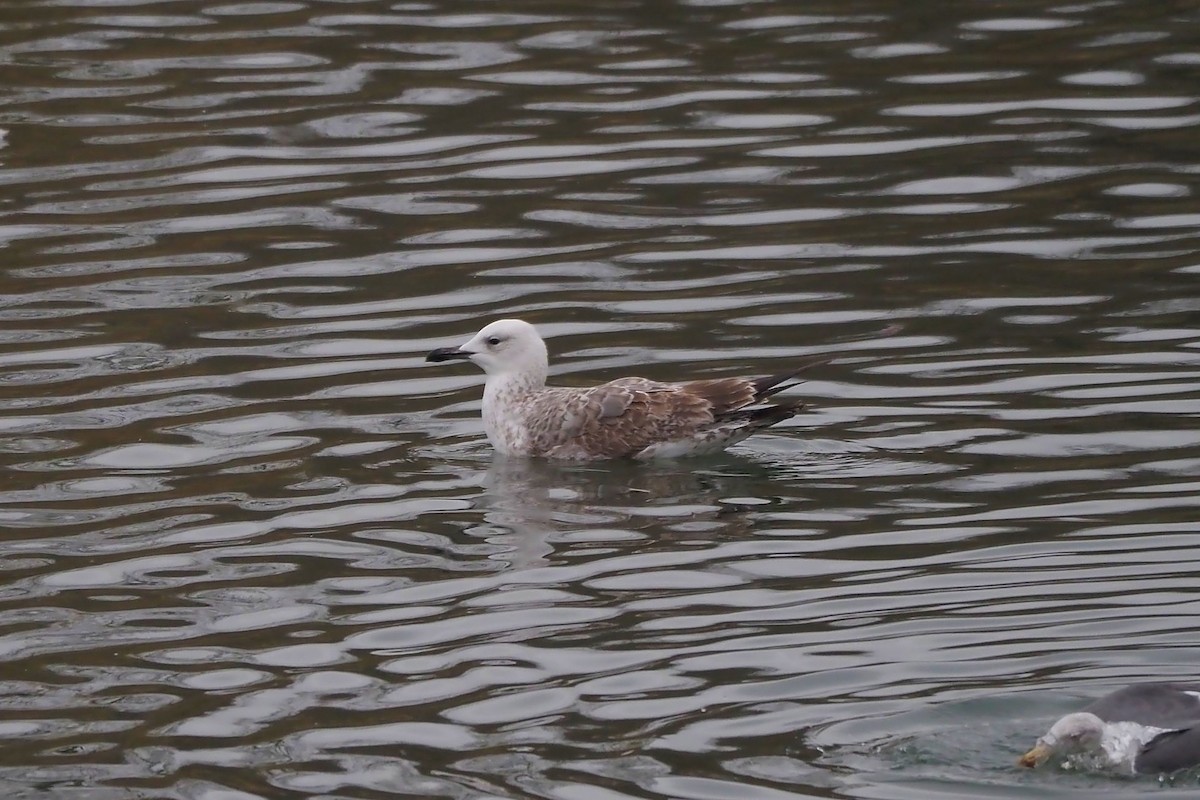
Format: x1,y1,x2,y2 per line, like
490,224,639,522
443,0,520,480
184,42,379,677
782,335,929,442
1019,682,1200,774
426,318,823,460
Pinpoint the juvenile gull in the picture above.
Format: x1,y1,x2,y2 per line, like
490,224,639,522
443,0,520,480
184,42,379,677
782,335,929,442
426,318,823,460
1019,683,1200,775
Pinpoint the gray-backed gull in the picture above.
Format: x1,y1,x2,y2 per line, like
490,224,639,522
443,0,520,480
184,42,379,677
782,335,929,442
1019,682,1200,774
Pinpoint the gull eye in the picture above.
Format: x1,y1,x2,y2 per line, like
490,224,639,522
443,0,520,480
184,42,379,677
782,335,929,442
487,336,502,346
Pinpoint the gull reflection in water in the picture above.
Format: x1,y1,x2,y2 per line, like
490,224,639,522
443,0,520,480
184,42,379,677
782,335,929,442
469,454,772,571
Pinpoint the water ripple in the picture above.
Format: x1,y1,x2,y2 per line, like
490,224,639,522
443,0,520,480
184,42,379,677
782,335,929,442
1,0,1199,798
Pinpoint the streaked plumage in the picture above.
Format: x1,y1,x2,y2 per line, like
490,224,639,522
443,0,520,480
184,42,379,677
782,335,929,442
426,318,822,460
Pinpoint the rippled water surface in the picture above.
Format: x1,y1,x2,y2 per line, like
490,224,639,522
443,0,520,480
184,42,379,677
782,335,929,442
3,0,1200,797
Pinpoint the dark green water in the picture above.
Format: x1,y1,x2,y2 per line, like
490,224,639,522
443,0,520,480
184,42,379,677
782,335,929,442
2,1,1200,797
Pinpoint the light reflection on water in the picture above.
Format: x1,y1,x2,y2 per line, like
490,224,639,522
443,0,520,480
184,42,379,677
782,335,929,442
1,0,1200,798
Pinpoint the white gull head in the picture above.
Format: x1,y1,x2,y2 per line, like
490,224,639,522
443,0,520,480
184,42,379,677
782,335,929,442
427,319,551,454
1020,711,1167,773
1038,711,1106,754
427,318,548,384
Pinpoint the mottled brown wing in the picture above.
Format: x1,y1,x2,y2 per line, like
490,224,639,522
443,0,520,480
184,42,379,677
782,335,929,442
537,380,717,458
674,377,758,417
683,360,826,420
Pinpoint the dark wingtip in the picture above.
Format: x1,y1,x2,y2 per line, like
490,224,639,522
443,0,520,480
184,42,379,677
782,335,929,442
426,347,471,363
752,356,831,400
747,402,803,427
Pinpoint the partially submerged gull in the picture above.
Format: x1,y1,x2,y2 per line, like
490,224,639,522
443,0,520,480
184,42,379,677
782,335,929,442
1019,683,1200,775
426,318,823,460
